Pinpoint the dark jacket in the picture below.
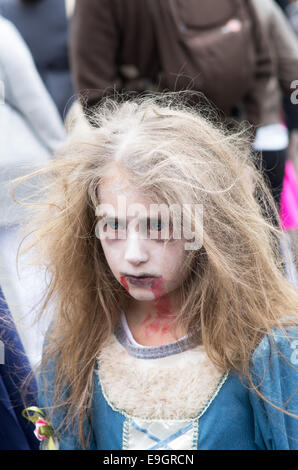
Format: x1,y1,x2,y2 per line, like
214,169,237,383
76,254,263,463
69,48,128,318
252,0,298,126
0,0,74,117
70,0,273,126
70,0,159,106
0,287,39,450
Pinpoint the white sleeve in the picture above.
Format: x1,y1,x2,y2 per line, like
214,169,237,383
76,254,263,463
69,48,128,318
0,17,65,153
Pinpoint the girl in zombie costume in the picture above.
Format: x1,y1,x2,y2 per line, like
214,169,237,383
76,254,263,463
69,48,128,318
19,96,298,450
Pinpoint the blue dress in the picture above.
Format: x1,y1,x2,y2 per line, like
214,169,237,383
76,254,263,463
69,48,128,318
38,323,298,450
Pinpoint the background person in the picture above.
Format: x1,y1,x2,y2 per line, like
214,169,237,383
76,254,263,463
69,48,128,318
251,0,298,211
70,0,273,129
0,16,65,367
0,0,75,118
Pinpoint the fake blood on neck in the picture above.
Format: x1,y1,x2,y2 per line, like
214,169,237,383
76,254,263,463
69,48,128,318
120,275,175,339
143,277,174,338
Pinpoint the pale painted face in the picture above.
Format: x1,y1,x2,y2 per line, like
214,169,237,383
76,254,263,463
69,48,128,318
97,170,189,305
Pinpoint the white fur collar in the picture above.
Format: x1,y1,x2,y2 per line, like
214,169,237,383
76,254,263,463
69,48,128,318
96,335,226,420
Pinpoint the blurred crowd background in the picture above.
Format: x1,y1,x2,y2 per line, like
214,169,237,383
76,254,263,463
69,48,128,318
0,0,298,370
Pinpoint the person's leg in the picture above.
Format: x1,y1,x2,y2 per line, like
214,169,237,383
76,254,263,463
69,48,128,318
259,148,287,211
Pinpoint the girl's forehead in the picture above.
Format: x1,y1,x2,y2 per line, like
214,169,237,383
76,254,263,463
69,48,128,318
98,173,156,214
99,175,130,195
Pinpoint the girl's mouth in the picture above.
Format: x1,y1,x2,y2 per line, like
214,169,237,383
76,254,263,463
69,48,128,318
125,275,158,287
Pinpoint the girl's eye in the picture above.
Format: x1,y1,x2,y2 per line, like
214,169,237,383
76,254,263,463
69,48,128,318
104,219,126,234
101,219,127,240
149,218,163,231
107,220,119,230
146,218,173,241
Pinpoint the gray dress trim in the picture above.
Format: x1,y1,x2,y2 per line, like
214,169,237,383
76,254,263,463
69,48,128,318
114,317,198,360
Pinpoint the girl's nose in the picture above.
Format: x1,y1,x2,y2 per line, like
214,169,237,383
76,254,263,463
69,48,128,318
124,235,149,265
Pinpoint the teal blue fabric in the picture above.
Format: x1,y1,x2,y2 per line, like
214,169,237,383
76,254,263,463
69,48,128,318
38,327,298,450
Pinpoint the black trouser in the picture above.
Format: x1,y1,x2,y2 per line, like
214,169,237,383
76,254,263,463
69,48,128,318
254,148,287,227
257,148,287,209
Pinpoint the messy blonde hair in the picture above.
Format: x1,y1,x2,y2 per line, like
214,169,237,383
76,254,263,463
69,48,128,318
15,94,298,448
